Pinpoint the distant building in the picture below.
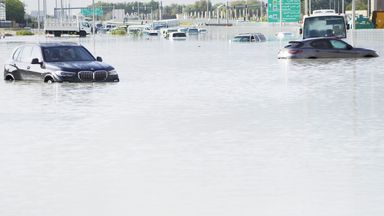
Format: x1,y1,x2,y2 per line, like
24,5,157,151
112,9,125,21
30,10,46,22
0,3,6,21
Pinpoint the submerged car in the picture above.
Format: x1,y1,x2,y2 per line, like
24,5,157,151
4,43,119,82
231,33,267,43
169,32,187,40
275,32,296,40
278,37,378,59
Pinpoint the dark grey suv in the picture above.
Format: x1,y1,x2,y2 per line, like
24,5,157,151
4,43,119,83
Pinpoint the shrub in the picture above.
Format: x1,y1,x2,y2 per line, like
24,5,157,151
111,28,127,35
16,30,34,36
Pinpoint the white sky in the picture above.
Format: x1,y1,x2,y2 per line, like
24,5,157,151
23,0,222,14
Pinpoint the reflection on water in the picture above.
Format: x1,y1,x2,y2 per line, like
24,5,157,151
0,26,384,216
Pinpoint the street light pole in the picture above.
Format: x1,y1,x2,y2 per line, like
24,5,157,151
207,0,209,20
92,0,96,54
246,0,248,21
37,0,40,33
226,0,228,25
137,2,140,20
159,1,162,20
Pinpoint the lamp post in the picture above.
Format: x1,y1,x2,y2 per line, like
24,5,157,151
207,0,209,20
137,2,140,20
159,1,162,20
37,0,40,33
226,0,229,25
92,0,96,54
245,0,248,21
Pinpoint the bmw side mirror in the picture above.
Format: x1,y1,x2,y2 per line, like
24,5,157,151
299,28,303,35
347,24,350,30
96,56,103,62
31,58,40,64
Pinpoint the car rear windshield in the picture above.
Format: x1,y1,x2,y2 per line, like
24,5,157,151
233,36,250,42
42,46,95,62
285,41,304,48
173,33,186,37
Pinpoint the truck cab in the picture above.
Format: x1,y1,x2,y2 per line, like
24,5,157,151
300,10,349,39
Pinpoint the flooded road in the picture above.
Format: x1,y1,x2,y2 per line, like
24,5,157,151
0,26,384,216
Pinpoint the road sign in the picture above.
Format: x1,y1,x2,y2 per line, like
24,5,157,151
267,0,300,22
81,8,103,17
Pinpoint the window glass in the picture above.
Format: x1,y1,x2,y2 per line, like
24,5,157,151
12,48,21,60
42,46,95,62
16,48,23,62
286,42,303,48
330,40,349,49
233,36,249,42
310,40,332,49
173,33,185,37
31,46,43,60
20,46,33,63
303,16,346,39
257,34,266,41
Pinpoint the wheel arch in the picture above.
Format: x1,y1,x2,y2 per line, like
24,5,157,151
4,73,15,81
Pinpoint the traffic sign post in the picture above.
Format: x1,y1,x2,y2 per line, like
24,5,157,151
267,0,300,22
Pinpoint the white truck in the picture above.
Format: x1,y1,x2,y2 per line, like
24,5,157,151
44,17,92,37
300,10,349,39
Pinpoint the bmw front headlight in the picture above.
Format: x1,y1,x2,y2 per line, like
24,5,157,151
108,69,118,76
55,71,76,77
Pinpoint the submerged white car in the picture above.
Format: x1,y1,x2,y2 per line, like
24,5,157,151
169,32,187,40
231,33,267,43
278,37,378,59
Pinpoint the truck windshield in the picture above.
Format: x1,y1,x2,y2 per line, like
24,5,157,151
303,15,346,39
42,46,95,62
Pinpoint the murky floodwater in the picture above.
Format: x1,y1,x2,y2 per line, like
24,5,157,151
0,25,384,216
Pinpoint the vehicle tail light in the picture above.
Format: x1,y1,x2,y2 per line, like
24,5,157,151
288,50,303,54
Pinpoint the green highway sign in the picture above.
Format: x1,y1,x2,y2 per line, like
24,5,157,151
267,0,301,22
81,8,104,17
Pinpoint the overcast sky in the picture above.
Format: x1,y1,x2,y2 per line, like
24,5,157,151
23,0,222,13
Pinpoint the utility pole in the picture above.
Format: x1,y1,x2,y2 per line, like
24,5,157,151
43,0,46,28
37,0,40,33
352,0,355,29
207,0,209,20
245,0,248,21
159,1,162,20
309,0,311,15
137,2,140,20
280,0,282,31
92,0,95,35
60,0,64,23
304,0,308,15
226,0,229,24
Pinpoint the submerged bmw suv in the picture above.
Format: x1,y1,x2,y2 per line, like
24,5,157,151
4,43,119,83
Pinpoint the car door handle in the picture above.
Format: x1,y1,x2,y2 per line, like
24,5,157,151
27,66,30,69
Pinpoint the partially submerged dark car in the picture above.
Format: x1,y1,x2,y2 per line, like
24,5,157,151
4,43,119,83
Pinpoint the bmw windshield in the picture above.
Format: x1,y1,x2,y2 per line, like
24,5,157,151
42,46,95,62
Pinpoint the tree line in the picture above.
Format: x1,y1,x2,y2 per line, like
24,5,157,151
3,0,369,24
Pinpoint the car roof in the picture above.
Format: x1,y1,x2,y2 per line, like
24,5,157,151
236,33,264,36
289,37,342,43
38,42,81,48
